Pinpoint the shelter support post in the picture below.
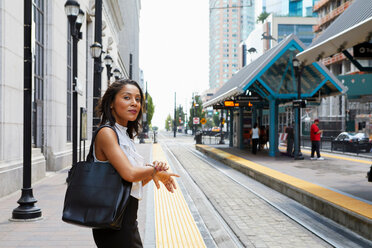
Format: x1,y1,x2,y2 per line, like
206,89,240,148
239,108,244,149
252,106,257,126
229,109,233,147
259,108,263,127
294,108,300,157
269,99,278,157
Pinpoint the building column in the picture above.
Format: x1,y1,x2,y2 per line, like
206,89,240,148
269,98,278,157
252,106,257,126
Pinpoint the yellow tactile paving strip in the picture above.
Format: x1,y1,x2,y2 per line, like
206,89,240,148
278,146,372,164
153,144,206,248
198,144,372,220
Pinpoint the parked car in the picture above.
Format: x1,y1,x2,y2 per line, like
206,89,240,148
331,132,372,153
211,127,221,132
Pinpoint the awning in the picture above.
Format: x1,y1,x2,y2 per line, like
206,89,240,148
204,34,347,108
297,0,372,65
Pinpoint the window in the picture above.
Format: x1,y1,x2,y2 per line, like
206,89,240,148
32,0,44,148
67,22,72,142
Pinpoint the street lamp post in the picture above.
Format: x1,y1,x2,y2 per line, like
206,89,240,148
140,82,148,144
12,0,43,220
292,58,304,160
65,1,84,166
103,54,113,87
92,0,102,132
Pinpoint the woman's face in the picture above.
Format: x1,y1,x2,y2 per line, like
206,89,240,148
111,84,141,126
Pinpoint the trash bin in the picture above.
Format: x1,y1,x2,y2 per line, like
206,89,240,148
195,131,202,144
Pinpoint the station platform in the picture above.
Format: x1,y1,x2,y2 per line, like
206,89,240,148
195,144,372,241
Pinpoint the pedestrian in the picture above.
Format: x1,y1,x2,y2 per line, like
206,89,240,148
92,79,179,248
286,122,294,156
250,123,260,154
310,118,324,160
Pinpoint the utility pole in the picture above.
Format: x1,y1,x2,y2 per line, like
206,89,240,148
92,0,102,132
174,92,176,138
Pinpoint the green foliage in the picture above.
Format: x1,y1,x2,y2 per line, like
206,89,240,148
175,105,185,127
165,114,172,131
146,94,154,126
257,11,269,23
188,95,205,130
213,111,220,127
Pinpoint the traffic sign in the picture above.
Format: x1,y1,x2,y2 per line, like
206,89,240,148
193,117,200,124
293,99,306,108
235,95,262,103
200,118,207,125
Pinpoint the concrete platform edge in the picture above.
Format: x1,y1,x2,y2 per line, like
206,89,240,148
196,144,372,241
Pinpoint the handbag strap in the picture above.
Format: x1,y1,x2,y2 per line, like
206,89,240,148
86,124,120,162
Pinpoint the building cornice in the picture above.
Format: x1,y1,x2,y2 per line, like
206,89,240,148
103,0,124,32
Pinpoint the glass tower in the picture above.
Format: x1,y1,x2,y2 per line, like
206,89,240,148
209,0,255,90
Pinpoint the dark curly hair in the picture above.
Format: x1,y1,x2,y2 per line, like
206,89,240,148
95,79,144,139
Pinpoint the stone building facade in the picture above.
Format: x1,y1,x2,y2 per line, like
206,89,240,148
0,0,141,197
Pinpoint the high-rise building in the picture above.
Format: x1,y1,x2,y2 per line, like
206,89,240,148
209,0,255,90
313,0,352,70
265,0,318,17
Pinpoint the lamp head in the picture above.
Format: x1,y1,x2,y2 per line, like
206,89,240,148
104,54,113,66
113,68,121,79
90,42,102,58
75,9,85,32
292,58,300,69
64,0,80,23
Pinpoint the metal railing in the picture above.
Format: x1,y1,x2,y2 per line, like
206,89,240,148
300,136,372,157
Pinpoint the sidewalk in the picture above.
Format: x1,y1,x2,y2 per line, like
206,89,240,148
0,143,153,248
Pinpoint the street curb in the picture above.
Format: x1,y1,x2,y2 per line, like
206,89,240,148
196,144,372,241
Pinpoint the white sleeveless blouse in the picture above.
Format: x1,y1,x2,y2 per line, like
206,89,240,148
93,123,145,200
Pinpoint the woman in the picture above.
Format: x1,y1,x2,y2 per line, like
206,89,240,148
250,123,259,154
92,79,179,248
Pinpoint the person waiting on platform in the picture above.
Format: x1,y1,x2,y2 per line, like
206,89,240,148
250,123,260,154
286,122,294,156
310,119,324,160
258,126,266,150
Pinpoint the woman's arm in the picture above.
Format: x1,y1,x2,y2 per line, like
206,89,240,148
95,127,155,182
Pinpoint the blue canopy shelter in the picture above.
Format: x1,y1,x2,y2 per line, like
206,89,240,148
204,34,347,157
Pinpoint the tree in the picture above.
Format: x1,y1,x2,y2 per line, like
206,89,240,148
165,114,172,131
175,105,185,128
146,93,155,126
213,111,220,127
188,95,205,130
257,11,269,23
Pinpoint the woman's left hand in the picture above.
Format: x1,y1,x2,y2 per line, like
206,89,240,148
153,171,180,193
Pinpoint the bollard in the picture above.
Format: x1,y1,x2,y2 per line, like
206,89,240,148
153,131,158,144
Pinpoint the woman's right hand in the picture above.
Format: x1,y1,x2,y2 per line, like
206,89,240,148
153,171,180,193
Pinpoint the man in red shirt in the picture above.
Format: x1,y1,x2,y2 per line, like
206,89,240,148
310,119,324,160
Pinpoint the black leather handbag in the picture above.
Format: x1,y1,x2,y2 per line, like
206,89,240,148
62,125,132,230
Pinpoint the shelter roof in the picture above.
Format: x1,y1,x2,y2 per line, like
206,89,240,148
297,0,372,65
204,34,346,108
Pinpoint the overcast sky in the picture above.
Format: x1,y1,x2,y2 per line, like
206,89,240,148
139,0,209,129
